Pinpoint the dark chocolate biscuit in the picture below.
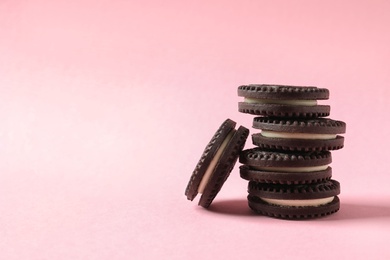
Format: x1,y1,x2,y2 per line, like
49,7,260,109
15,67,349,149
240,165,332,184
239,149,332,168
239,149,332,185
185,119,249,208
251,117,346,152
248,195,340,219
238,84,330,117
238,84,330,100
247,180,340,219
248,180,340,200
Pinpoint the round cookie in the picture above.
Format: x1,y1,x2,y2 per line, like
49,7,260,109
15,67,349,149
185,119,249,208
237,84,330,118
251,117,346,152
248,196,340,219
247,180,340,219
240,165,332,184
239,149,332,184
239,149,332,169
238,84,330,100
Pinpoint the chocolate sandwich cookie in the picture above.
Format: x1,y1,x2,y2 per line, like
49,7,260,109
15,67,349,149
247,180,340,219
251,117,346,152
238,84,330,118
185,119,249,208
239,149,332,184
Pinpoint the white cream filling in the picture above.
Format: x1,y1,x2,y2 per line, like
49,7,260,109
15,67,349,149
261,130,337,140
251,165,328,173
244,98,317,106
261,196,334,207
197,130,235,194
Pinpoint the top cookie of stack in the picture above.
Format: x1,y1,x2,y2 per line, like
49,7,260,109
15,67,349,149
238,84,330,118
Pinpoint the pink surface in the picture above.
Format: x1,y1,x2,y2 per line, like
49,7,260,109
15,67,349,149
1,0,390,259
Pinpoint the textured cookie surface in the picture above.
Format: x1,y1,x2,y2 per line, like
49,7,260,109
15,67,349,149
238,103,330,118
238,84,330,100
240,165,332,184
185,119,236,201
252,134,344,152
199,125,249,208
247,180,340,219
247,180,340,200
185,119,249,208
252,117,346,133
238,85,330,117
247,195,340,220
239,149,332,168
251,117,346,152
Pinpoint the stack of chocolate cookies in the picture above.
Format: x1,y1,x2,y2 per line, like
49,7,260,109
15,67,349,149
237,84,346,219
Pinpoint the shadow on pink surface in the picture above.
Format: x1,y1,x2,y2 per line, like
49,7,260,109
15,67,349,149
207,199,390,221
322,203,390,221
207,199,255,217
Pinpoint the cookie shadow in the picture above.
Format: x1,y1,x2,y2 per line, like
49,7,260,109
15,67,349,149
208,200,390,221
207,199,255,217
321,202,390,221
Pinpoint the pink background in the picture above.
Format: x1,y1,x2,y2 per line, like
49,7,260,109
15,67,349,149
1,0,390,259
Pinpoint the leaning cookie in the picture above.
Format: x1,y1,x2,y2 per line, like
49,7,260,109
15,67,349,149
239,148,332,184
238,84,330,118
185,119,249,208
252,117,346,152
247,180,340,219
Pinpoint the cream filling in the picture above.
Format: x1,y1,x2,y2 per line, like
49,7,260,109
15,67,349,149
197,130,235,194
244,98,317,106
251,165,328,173
261,130,336,140
261,196,334,207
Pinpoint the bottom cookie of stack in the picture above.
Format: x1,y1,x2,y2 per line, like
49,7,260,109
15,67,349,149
246,180,340,219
